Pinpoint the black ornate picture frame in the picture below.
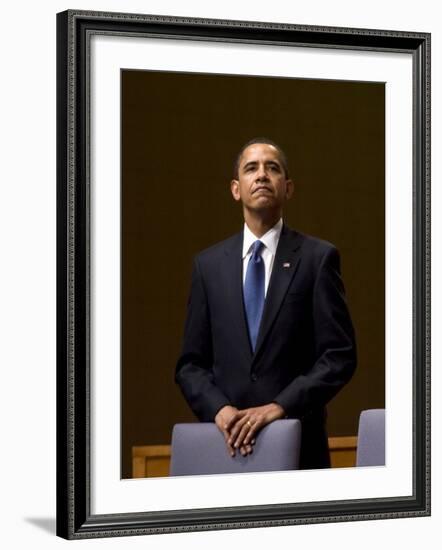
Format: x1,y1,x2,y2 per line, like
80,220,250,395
56,9,430,539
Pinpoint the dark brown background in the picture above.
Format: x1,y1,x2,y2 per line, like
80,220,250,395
121,70,385,479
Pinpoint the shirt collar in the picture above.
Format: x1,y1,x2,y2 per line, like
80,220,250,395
242,218,283,259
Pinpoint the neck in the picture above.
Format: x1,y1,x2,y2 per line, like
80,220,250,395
243,209,282,238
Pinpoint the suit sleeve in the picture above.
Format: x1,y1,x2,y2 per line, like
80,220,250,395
175,257,231,421
273,246,357,417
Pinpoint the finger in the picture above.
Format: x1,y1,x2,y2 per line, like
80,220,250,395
225,410,245,432
228,442,235,457
233,422,251,449
243,421,260,445
226,438,236,457
221,429,236,457
240,444,253,456
228,415,249,445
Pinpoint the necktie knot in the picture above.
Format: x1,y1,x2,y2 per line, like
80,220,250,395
251,240,264,259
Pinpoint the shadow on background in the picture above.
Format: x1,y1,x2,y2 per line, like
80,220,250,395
25,517,56,535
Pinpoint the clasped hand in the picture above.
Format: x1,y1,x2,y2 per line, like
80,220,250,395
214,403,285,457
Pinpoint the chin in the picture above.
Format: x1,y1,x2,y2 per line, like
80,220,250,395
253,203,277,213
254,197,274,206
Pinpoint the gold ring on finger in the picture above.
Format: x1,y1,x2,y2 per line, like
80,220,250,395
247,420,252,428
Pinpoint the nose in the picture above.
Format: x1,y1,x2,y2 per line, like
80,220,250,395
256,164,269,181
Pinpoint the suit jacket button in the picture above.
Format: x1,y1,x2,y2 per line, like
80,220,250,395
251,373,258,381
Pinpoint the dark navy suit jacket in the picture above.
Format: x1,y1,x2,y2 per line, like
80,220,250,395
175,225,357,469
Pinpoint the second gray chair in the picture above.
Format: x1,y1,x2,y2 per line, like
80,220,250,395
356,408,385,467
169,419,302,476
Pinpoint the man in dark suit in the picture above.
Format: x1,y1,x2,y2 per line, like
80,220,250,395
175,138,356,469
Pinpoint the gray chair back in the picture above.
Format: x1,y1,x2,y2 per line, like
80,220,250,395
356,409,385,467
170,419,302,476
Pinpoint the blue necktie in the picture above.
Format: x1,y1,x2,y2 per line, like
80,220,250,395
244,240,265,351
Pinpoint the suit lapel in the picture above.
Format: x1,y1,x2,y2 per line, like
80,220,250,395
253,226,303,360
223,232,253,363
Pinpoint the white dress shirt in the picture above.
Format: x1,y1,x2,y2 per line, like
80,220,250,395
242,218,283,297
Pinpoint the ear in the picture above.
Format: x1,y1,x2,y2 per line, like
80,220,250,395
230,179,241,202
285,179,294,200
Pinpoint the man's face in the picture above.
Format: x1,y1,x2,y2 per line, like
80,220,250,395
230,143,293,213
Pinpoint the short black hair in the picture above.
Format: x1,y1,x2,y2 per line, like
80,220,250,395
232,137,290,180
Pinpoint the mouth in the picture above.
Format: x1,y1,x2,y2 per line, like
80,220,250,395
253,186,272,195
